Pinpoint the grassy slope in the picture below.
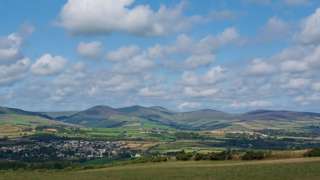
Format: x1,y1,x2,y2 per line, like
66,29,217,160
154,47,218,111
0,114,71,138
0,114,60,126
1,158,320,180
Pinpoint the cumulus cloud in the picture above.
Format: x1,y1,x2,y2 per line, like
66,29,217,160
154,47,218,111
260,17,290,41
181,66,225,98
184,54,215,69
183,87,219,98
230,100,272,108
182,66,225,86
283,78,310,89
0,24,34,86
299,8,320,44
0,24,34,64
31,54,67,75
58,0,202,36
312,82,320,91
106,45,141,61
280,60,309,73
0,58,30,86
112,53,154,74
178,102,201,110
247,58,275,76
77,41,103,59
138,86,166,97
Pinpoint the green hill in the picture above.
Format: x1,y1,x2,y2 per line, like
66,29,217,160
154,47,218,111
55,106,320,133
2,105,320,134
1,158,320,180
0,106,74,138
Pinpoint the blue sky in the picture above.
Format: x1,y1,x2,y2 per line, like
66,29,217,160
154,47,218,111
1,0,320,112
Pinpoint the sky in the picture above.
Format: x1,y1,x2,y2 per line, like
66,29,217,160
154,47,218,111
1,0,320,112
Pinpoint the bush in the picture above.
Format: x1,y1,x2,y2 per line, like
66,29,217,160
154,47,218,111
304,148,320,157
208,151,233,161
0,161,27,170
176,151,193,161
133,156,168,163
194,153,206,161
242,151,266,160
151,156,167,162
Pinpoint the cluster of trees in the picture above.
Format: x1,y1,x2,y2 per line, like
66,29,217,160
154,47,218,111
174,150,271,161
241,151,269,160
304,148,320,157
174,132,203,140
175,150,233,161
0,161,75,170
133,156,168,163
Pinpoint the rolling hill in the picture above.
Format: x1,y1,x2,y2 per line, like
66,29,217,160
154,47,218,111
0,106,74,138
1,105,320,132
52,105,320,132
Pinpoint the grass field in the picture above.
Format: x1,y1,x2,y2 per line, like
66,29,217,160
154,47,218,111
1,158,320,180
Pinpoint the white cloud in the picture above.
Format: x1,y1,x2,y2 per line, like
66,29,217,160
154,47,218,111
95,74,140,92
214,27,240,47
77,41,102,59
182,66,225,86
0,58,30,85
181,66,225,98
58,0,201,36
112,53,154,74
312,82,320,91
178,102,201,110
280,60,309,73
0,24,34,64
283,78,310,89
31,54,67,76
299,8,320,44
106,45,141,61
0,48,20,62
184,54,215,69
294,94,320,105
138,87,166,97
0,34,23,63
230,100,272,108
247,58,275,76
183,87,219,98
149,27,239,61
261,17,290,40
304,45,320,67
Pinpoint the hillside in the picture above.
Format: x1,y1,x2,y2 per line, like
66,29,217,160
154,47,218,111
0,106,74,138
1,105,320,133
55,106,320,132
2,158,320,180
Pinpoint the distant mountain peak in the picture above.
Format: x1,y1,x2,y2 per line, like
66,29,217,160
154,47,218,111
150,106,170,112
90,105,114,110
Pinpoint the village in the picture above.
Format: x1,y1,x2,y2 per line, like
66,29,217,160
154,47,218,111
0,139,138,162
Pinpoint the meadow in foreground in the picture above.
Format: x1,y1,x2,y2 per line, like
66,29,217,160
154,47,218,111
1,158,320,180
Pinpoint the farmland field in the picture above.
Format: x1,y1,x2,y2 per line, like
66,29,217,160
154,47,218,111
1,158,320,180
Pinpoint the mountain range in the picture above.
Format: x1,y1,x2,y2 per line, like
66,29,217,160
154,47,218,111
1,105,320,131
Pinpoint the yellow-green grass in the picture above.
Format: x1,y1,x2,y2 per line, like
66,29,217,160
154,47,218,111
151,140,224,153
0,124,32,138
0,114,65,138
0,114,59,127
1,158,320,180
